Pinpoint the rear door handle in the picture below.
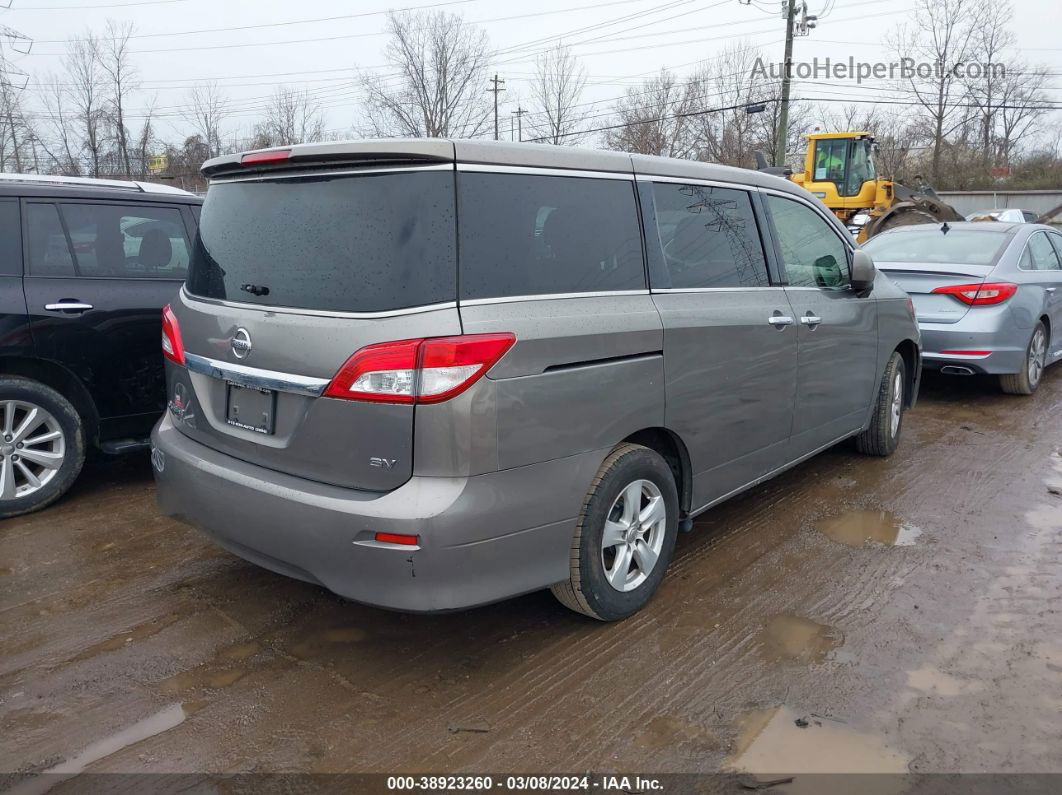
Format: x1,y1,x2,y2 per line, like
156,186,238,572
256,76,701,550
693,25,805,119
44,301,94,312
768,315,794,327
800,313,822,327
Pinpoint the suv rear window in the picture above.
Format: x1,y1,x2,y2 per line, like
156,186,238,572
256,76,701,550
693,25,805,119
187,170,456,313
457,172,644,300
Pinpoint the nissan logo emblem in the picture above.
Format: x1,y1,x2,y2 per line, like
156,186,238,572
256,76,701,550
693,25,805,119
231,328,253,359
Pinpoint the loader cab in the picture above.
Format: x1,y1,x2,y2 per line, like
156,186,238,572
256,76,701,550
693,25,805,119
797,132,880,209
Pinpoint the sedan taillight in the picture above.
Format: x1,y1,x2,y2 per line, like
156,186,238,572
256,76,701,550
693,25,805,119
931,282,1017,306
324,333,516,404
161,304,185,366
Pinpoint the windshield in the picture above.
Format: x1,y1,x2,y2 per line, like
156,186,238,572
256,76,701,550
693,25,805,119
863,228,1011,266
187,170,456,313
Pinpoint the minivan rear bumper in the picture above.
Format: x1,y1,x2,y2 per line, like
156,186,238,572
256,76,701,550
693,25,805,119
151,413,594,612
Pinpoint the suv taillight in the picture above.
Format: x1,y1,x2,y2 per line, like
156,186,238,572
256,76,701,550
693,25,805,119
931,282,1017,306
324,333,516,404
161,304,185,366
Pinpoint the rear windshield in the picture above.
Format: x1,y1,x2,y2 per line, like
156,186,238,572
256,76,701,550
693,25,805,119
187,170,456,313
863,228,1010,266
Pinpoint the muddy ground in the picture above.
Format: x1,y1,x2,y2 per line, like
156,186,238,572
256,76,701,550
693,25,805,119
2,368,1061,789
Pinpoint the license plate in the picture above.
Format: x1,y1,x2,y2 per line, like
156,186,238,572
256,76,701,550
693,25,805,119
225,382,276,434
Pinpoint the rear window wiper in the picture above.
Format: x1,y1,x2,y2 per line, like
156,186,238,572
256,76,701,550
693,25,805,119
240,283,270,297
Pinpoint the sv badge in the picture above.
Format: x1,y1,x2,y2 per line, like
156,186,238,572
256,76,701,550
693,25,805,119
369,457,398,470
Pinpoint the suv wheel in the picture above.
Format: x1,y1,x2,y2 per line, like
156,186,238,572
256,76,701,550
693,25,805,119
1000,321,1047,396
0,376,86,519
855,351,906,457
551,443,679,621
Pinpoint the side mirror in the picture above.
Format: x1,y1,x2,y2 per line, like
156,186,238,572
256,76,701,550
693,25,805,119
851,248,876,292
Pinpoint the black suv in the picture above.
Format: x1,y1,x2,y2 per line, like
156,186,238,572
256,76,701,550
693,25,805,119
0,174,201,518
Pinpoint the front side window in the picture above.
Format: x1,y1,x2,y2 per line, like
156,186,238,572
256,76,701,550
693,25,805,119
646,182,769,289
813,139,847,185
59,203,191,279
25,203,75,277
457,172,644,300
765,195,850,288
1021,232,1062,271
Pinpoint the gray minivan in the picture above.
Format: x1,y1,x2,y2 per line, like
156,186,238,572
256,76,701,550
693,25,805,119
151,140,920,621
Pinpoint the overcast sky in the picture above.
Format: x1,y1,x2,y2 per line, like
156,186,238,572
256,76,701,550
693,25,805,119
4,0,1061,146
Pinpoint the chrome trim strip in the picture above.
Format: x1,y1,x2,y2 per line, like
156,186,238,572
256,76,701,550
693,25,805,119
180,287,457,319
651,286,785,294
185,352,330,397
455,163,634,180
688,430,858,519
459,290,649,307
923,352,992,361
210,163,453,184
635,174,749,190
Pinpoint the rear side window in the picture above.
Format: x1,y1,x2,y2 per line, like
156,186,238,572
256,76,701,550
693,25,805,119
457,172,644,300
25,203,75,277
645,182,768,289
1020,232,1062,271
60,204,191,279
188,170,456,313
0,200,21,276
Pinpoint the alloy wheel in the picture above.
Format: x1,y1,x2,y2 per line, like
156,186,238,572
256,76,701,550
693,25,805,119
1028,328,1046,386
601,479,667,592
889,371,903,438
0,400,65,501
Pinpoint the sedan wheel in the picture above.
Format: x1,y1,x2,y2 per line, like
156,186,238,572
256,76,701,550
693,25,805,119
1001,321,1049,396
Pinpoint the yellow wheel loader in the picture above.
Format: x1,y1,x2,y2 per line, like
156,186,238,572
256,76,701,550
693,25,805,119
756,132,964,244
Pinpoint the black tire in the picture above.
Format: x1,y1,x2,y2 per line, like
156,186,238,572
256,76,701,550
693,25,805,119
0,376,86,520
855,351,906,457
1000,321,1047,396
551,443,679,621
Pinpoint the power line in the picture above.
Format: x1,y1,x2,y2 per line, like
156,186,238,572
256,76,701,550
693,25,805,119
14,0,188,9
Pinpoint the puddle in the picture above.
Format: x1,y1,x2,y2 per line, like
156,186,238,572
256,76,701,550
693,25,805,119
906,666,983,697
761,615,843,665
160,667,246,693
289,626,367,659
729,705,908,781
634,714,719,753
68,615,180,663
8,703,186,795
817,510,922,547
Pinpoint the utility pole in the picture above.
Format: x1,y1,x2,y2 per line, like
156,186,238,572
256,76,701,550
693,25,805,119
773,1,817,167
488,74,506,141
774,0,797,168
511,106,528,142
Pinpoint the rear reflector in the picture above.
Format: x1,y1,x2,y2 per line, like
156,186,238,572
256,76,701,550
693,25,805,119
374,532,419,546
161,304,185,366
324,333,516,404
931,282,1017,306
240,149,291,165
940,350,992,356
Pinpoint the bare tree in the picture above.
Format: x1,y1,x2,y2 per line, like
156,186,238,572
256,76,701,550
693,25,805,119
183,82,229,159
252,86,326,147
888,0,982,182
528,43,588,145
603,69,707,159
37,74,82,175
360,10,492,138
98,20,138,177
65,32,105,176
0,75,29,171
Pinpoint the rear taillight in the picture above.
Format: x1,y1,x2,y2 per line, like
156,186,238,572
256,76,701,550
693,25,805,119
324,333,516,404
931,282,1017,306
161,304,185,366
